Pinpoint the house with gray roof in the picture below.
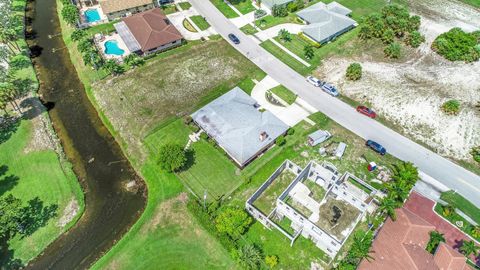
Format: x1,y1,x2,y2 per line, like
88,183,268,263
297,2,357,44
191,87,289,167
260,0,294,12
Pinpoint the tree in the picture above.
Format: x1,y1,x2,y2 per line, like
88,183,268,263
286,1,298,12
386,179,410,203
392,162,418,187
346,63,362,81
460,240,479,257
275,135,285,146
265,255,278,269
278,29,291,42
426,231,445,253
384,42,401,59
379,194,398,220
104,59,125,75
8,54,30,71
124,54,145,67
304,45,314,59
0,194,23,239
71,29,87,42
77,38,93,53
235,244,263,270
271,5,288,17
215,208,252,239
157,143,187,172
61,4,79,26
405,31,425,48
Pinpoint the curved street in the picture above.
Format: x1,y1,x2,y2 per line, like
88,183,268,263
190,0,480,206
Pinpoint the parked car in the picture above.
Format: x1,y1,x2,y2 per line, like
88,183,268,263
365,140,386,155
228,33,240,44
321,83,339,97
356,106,376,118
306,76,322,87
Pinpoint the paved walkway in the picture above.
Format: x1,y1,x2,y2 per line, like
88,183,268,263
404,192,480,264
250,76,312,126
254,23,304,41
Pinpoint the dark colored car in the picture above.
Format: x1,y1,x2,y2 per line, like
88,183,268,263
366,140,386,155
356,106,376,118
228,33,240,44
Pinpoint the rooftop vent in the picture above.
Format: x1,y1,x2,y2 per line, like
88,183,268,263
259,131,268,142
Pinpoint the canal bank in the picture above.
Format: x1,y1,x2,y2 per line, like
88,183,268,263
26,0,146,269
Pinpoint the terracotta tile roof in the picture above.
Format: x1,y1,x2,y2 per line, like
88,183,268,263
359,207,470,270
99,0,153,14
122,8,183,52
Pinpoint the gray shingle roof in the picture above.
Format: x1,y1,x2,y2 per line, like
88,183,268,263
191,87,289,166
262,0,294,9
297,2,356,43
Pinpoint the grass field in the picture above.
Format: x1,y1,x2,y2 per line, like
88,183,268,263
178,2,192,10
160,4,178,14
210,0,239,18
255,14,301,30
440,191,480,224
190,15,210,31
269,85,297,105
458,0,480,8
0,120,84,266
240,24,258,35
231,0,256,14
261,40,309,74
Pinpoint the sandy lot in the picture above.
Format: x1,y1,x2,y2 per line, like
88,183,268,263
314,0,480,162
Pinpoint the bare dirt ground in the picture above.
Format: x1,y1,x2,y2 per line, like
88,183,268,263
57,198,80,228
314,0,480,163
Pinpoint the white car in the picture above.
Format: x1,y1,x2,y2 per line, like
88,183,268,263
306,76,322,87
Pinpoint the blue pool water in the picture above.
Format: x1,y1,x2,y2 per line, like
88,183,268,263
104,40,125,56
84,9,101,23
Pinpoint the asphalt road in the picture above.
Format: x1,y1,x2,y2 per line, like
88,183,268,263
190,0,480,207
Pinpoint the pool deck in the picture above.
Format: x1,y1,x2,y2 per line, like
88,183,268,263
97,33,131,61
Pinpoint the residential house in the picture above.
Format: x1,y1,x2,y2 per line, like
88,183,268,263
358,207,473,270
257,0,293,13
297,2,357,44
114,8,183,55
191,87,289,168
99,0,155,20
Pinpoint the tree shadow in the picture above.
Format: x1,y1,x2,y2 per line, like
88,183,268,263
19,197,58,237
0,165,19,197
0,116,21,145
179,148,196,172
0,240,23,270
28,45,43,58
453,239,464,250
19,96,47,120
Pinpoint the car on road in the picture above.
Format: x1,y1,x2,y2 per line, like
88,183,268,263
306,76,322,87
228,33,240,44
321,83,339,97
356,106,376,118
366,140,386,155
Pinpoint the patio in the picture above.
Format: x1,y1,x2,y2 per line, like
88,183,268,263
79,5,108,26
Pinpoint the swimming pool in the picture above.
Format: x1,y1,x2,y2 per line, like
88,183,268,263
84,9,101,23
104,40,125,56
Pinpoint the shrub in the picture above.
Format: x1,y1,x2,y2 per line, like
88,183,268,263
432,28,480,62
470,146,480,163
442,204,455,217
124,54,145,67
157,143,187,172
346,63,362,81
275,135,286,146
297,32,321,48
405,31,425,48
70,29,87,42
234,244,263,270
287,128,295,136
381,28,395,44
199,132,208,140
254,9,267,19
384,42,401,59
272,5,288,17
77,38,93,53
441,100,461,115
183,115,193,125
303,45,314,59
61,4,79,26
104,59,124,75
265,255,278,269
286,1,298,12
278,29,291,42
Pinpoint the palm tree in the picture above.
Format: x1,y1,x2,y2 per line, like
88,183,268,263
426,231,445,253
392,162,419,187
471,226,480,239
386,179,410,203
237,244,263,270
460,240,479,257
442,204,455,217
348,230,374,262
278,29,291,42
379,194,398,220
0,82,21,113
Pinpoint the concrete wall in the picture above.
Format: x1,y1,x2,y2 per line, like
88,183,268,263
143,39,183,55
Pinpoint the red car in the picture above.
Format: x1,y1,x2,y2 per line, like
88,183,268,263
356,106,376,118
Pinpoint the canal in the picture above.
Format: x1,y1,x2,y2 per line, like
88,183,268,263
25,0,146,269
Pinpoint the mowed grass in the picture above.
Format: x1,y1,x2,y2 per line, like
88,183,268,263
440,191,480,224
93,39,264,157
269,85,297,105
240,24,259,35
178,1,192,10
0,120,84,266
210,0,239,18
255,14,301,30
261,40,309,74
190,15,210,31
231,0,256,14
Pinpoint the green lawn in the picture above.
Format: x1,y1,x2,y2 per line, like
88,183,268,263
269,85,297,105
210,0,240,18
458,0,480,8
240,24,259,35
274,34,311,60
261,40,309,75
160,4,178,14
230,0,256,14
0,120,84,267
190,15,211,31
237,78,256,95
440,191,480,225
434,203,478,241
254,14,301,30
85,21,117,36
178,1,192,10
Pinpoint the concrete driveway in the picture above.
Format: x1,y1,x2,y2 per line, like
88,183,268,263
190,0,480,207
167,7,217,40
